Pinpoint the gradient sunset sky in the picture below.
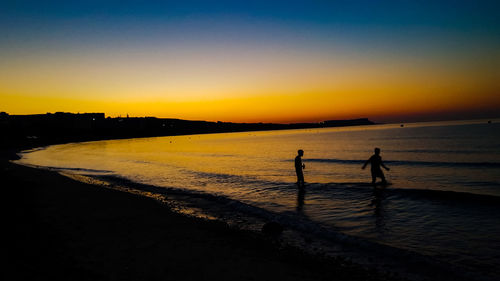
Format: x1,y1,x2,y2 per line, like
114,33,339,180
1,0,499,123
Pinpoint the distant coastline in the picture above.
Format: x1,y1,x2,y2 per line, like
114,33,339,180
0,112,375,151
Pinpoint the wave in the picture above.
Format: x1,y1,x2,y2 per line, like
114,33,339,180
38,165,114,174
73,174,435,248
303,158,500,168
386,149,493,154
188,170,285,189
86,164,500,207
51,160,500,207
387,187,500,205
312,182,500,206
19,146,48,153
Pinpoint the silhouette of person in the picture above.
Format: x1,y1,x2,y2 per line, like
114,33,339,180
295,149,305,187
362,147,390,185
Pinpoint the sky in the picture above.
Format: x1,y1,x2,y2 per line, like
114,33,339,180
1,0,499,123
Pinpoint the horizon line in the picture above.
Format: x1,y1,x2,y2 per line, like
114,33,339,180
1,111,498,125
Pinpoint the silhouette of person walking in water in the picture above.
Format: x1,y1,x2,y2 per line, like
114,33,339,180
295,149,305,187
362,147,390,185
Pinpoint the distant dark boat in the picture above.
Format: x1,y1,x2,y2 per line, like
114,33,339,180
400,124,404,127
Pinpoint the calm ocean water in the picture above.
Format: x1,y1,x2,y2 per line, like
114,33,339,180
17,119,500,280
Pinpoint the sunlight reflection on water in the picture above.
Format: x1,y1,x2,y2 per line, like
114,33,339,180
17,119,500,279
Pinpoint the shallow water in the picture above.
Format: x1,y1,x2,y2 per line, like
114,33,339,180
17,119,500,280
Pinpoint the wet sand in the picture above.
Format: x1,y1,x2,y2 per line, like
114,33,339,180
2,157,403,281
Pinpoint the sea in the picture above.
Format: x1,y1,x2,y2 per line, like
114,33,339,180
16,119,500,280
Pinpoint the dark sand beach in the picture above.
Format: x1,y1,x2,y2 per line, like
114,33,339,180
2,155,404,281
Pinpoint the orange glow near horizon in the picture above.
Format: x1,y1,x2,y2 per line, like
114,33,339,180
1,39,499,123
2,86,498,124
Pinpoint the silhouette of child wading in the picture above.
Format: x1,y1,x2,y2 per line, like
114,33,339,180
295,149,305,187
362,147,390,185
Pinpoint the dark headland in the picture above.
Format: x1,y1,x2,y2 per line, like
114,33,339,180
0,111,374,150
1,112,413,281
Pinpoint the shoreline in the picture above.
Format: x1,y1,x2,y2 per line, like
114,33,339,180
3,158,407,281
19,162,484,281
6,151,489,281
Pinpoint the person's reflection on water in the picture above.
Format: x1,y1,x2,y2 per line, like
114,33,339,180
370,188,386,231
296,186,305,212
